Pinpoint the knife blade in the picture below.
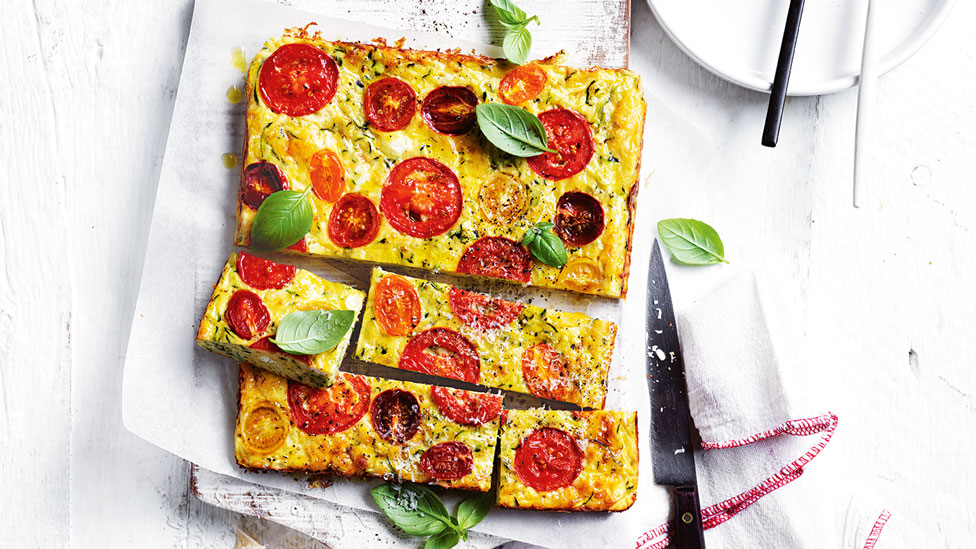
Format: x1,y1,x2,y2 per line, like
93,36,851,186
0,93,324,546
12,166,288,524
647,239,706,548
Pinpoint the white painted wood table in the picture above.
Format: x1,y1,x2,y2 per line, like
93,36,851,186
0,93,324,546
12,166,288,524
2,0,975,547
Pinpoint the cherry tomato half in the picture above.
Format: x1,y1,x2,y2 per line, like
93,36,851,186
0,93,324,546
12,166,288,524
421,86,478,135
327,193,380,248
381,157,462,238
399,328,480,384
259,43,338,117
364,77,417,132
240,161,287,210
554,191,605,246
373,275,422,336
527,109,594,180
499,64,547,105
287,374,372,435
456,237,532,283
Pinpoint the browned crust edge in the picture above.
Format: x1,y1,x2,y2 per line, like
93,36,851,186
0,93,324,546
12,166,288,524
618,93,648,300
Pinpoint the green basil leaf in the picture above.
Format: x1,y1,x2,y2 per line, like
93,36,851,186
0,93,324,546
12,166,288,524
489,0,527,26
522,229,538,247
657,218,729,265
250,189,313,251
270,310,355,355
370,484,451,537
425,529,461,549
455,492,492,531
476,104,555,157
525,223,568,268
503,24,533,65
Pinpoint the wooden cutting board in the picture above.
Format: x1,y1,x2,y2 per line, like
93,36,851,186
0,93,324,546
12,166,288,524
191,1,631,546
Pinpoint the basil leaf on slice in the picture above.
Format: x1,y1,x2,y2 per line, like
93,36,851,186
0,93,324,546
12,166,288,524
424,529,461,549
455,492,492,531
524,222,568,268
657,218,729,265
270,310,355,355
370,484,449,537
250,189,313,251
476,104,555,158
489,0,527,27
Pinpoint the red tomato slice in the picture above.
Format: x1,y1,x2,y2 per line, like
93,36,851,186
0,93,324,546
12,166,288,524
240,161,288,210
310,149,345,203
364,77,417,132
236,252,296,290
421,86,478,135
498,64,547,105
373,274,422,336
521,343,574,402
420,442,474,480
287,374,372,435
327,193,381,248
249,336,311,365
448,287,524,330
287,238,308,253
225,290,270,340
259,43,338,117
400,328,480,384
514,427,584,491
527,109,594,180
431,386,503,426
381,157,462,238
554,191,605,246
456,237,532,283
369,388,422,444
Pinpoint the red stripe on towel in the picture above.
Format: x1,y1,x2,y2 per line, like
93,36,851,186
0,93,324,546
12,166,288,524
863,509,891,549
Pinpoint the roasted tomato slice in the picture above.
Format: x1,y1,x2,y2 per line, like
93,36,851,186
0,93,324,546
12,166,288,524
431,386,503,426
478,173,528,223
370,389,422,444
514,427,584,491
557,258,602,293
448,287,523,331
381,157,462,238
240,404,289,453
521,343,574,402
288,238,308,253
225,290,270,340
527,109,594,180
456,237,532,283
364,77,417,132
554,192,605,246
258,43,338,117
310,149,345,202
249,336,311,365
237,252,296,290
400,328,480,384
421,86,478,135
287,374,371,435
498,64,547,105
420,442,474,480
240,161,287,210
374,274,422,336
327,193,381,248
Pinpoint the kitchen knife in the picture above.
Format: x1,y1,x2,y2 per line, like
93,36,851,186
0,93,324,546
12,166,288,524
647,239,706,548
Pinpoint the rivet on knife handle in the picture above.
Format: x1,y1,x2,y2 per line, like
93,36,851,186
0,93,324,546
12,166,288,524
674,486,706,548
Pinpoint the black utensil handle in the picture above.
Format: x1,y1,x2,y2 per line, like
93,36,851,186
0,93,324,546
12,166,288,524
762,0,806,148
673,486,706,548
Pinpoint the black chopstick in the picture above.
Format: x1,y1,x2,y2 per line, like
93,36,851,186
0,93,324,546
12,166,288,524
762,0,806,148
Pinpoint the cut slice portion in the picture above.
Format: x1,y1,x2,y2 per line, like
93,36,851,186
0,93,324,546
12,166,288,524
356,267,617,409
235,363,502,492
196,252,364,387
497,409,638,511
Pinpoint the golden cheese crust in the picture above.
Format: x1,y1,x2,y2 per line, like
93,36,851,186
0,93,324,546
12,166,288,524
235,28,646,298
196,253,364,387
497,409,638,512
235,363,501,492
355,267,617,409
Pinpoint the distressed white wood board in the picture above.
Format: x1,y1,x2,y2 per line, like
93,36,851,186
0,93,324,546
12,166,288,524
5,0,976,548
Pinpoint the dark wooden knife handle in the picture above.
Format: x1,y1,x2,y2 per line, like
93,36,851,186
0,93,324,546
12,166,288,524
672,486,706,548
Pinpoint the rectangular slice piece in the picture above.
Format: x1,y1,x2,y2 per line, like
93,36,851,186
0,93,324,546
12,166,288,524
196,252,364,387
497,409,639,511
356,267,617,409
235,28,646,298
235,363,502,492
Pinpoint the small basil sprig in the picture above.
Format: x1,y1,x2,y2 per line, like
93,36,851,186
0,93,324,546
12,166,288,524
270,310,355,355
489,0,540,65
250,186,313,251
657,218,729,265
476,103,555,157
371,483,492,548
523,222,568,268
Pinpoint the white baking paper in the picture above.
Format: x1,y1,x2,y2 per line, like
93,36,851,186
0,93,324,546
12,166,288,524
122,0,713,547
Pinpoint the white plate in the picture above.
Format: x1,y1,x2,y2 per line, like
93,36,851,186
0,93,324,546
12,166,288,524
647,0,956,95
